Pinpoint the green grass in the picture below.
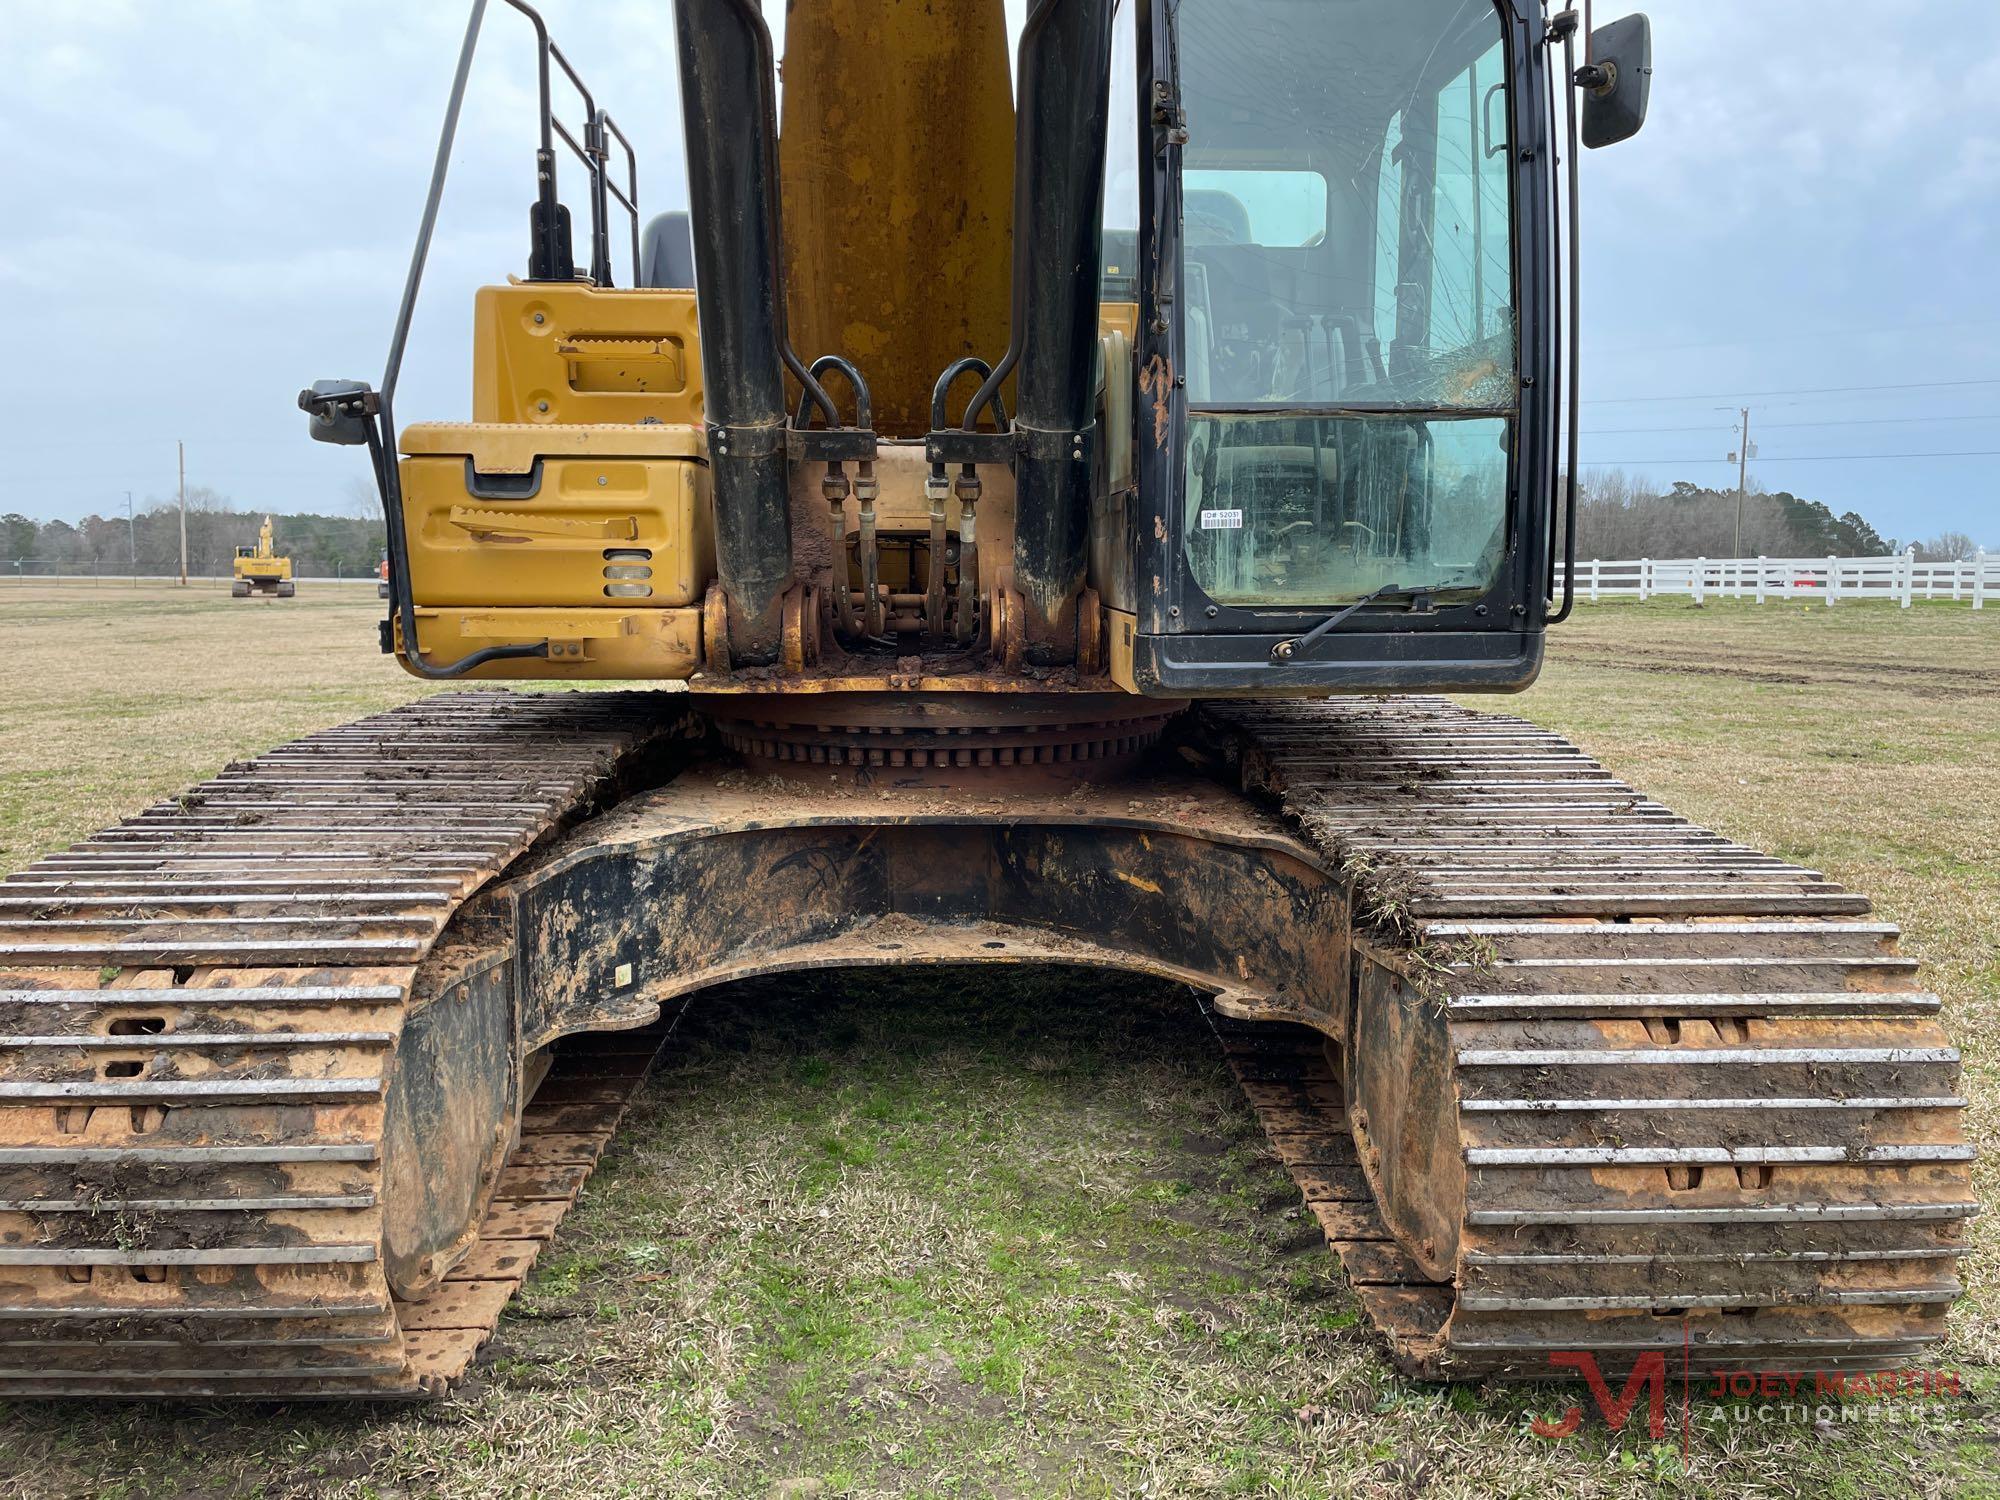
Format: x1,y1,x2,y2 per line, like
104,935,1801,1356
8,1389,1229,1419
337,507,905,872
0,585,1994,1496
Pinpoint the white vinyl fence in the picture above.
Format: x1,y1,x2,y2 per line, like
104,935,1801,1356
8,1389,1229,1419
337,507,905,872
1578,549,1994,609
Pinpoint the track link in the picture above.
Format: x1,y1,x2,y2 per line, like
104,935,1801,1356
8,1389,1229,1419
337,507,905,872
0,692,680,1398
1205,697,1977,1378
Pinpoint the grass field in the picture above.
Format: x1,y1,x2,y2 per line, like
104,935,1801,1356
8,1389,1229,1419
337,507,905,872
0,581,1994,1498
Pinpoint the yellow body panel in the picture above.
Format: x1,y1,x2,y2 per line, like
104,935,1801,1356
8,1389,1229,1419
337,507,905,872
389,284,717,681
778,0,1014,435
1105,608,1139,694
396,607,702,680
472,283,704,427
403,420,702,473
398,435,711,611
232,554,293,583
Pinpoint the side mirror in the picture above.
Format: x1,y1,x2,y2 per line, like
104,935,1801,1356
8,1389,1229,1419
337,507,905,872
1578,12,1652,149
298,379,379,446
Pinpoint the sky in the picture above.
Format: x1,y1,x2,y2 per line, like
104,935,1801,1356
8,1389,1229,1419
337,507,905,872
3,0,1997,550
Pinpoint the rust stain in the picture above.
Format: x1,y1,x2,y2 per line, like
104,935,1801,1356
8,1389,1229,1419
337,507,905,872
1138,355,1174,448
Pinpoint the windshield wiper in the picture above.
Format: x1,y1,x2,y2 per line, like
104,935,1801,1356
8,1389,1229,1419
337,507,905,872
1269,580,1461,662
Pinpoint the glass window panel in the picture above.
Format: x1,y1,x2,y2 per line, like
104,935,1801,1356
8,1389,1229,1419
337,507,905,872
1101,0,1140,306
1185,169,1329,248
1177,0,1516,605
1185,412,1509,605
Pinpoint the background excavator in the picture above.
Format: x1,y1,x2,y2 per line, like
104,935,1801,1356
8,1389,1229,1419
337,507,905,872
230,516,295,598
0,0,1972,1400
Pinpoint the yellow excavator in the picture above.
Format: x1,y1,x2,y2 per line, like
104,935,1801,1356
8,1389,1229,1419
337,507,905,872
230,516,295,598
0,0,1970,1399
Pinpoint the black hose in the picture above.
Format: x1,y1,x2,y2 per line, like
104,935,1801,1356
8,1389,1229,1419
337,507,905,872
794,355,873,431
931,357,1009,433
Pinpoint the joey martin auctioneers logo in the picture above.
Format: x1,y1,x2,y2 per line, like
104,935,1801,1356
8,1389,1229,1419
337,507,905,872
1528,1347,1977,1451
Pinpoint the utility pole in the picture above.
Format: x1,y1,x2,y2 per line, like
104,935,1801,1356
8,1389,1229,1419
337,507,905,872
1733,407,1752,558
177,441,188,586
124,490,136,584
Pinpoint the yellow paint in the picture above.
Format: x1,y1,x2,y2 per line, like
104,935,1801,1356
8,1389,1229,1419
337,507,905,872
778,0,1015,436
1106,607,1139,693
1113,869,1164,894
472,282,704,428
394,606,702,681
403,421,701,475
397,446,711,611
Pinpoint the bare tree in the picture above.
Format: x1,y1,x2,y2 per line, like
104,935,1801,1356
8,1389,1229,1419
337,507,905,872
1914,530,1976,562
342,477,384,522
1571,471,1847,560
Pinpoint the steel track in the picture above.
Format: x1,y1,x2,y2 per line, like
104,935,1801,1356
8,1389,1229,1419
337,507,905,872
0,692,679,1398
1204,697,1976,1377
0,691,1974,1397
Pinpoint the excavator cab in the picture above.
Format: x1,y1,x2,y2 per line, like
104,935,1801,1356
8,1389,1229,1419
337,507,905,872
1138,0,1547,690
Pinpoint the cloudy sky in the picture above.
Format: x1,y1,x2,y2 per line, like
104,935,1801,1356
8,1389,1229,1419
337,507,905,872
3,0,1997,549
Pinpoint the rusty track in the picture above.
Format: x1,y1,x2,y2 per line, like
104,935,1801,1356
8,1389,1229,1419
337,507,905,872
0,689,1974,1396
1203,697,1977,1377
0,692,681,1398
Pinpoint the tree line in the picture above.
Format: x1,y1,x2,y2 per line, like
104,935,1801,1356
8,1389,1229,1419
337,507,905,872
5,479,1982,577
3,492,385,579
1573,471,1981,562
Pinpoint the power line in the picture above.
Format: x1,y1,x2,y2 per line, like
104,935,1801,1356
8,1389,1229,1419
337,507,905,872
1585,412,2000,437
1581,449,2000,464
4,436,321,452
1576,382,2000,412
0,468,341,485
1592,314,2000,358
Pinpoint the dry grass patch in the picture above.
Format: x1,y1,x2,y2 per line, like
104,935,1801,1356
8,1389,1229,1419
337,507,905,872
0,581,430,868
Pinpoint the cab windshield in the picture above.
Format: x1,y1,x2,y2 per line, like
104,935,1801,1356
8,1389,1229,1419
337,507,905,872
1177,0,1515,607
